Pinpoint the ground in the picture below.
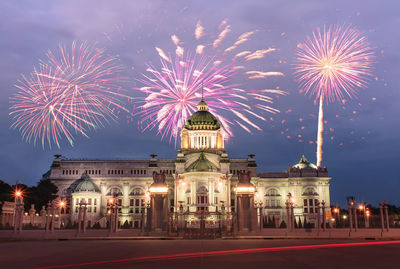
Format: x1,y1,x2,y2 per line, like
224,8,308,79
1,239,399,269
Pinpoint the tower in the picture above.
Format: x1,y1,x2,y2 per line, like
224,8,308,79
180,99,224,151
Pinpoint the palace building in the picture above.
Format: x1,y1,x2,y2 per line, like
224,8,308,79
48,99,331,229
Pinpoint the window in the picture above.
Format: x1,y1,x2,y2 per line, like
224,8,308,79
129,188,145,214
265,189,281,208
303,188,319,214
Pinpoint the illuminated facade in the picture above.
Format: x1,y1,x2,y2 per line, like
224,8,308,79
48,99,331,228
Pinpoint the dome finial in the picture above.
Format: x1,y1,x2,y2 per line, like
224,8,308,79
197,98,208,111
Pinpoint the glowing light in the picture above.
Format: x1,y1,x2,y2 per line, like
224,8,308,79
35,241,400,269
149,187,168,194
294,25,374,166
235,186,255,194
15,190,22,197
59,201,65,207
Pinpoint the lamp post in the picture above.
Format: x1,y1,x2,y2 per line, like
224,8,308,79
82,202,87,233
178,201,184,233
358,202,365,228
46,201,52,234
59,200,65,228
51,200,56,233
285,200,290,232
108,198,114,233
321,201,326,232
316,201,321,234
379,202,384,233
145,200,150,233
77,201,83,235
384,201,390,232
347,201,353,232
114,197,119,233
333,207,340,228
286,193,293,232
255,200,263,232
365,208,370,228
353,200,358,232
13,190,24,233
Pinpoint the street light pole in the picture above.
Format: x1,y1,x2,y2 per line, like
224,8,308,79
83,202,87,233
51,201,55,233
353,200,358,232
46,201,51,234
316,201,321,234
379,202,384,233
285,201,290,232
384,201,390,232
321,201,326,232
348,201,353,232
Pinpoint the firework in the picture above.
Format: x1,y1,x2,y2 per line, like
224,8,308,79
136,21,286,144
10,42,127,148
293,25,374,166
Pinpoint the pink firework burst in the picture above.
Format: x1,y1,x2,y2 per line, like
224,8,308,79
10,42,128,148
293,25,374,166
136,21,286,144
293,24,374,103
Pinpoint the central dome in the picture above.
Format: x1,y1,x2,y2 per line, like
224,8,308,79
183,99,221,130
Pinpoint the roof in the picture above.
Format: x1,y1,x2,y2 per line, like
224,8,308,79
183,99,221,130
186,152,219,172
73,174,100,193
292,155,317,169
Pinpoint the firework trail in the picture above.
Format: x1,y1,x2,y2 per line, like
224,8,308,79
136,20,286,144
10,42,127,148
293,25,374,166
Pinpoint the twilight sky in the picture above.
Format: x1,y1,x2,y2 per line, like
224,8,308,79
0,0,399,206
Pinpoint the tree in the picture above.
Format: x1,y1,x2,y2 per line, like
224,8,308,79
31,174,58,211
0,180,12,202
279,220,287,228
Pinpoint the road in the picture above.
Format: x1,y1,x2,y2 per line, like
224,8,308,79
1,239,399,269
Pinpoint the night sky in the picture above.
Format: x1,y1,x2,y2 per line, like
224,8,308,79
0,0,398,206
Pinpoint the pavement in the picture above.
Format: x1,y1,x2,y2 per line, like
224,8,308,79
1,239,400,269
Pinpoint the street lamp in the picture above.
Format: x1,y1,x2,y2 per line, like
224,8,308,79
286,193,294,231
254,199,263,232
365,208,370,228
13,189,24,233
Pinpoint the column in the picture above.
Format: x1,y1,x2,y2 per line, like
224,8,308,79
122,182,130,225
100,183,108,215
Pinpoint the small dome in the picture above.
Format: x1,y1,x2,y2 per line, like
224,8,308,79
292,155,317,169
186,152,219,172
183,99,221,130
73,174,100,193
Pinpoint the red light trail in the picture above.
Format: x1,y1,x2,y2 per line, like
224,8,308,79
35,240,400,269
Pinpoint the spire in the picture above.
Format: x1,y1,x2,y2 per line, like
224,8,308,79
299,155,309,164
197,98,208,111
201,81,204,99
197,81,208,111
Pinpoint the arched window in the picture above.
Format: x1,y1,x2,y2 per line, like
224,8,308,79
265,188,281,208
106,187,122,196
302,187,319,214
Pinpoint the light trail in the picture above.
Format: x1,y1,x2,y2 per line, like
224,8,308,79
35,240,400,269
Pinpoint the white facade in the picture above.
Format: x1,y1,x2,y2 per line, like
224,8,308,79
49,100,331,228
